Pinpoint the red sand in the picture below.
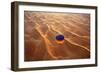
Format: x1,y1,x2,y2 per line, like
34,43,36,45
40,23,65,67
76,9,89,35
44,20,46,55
24,12,90,61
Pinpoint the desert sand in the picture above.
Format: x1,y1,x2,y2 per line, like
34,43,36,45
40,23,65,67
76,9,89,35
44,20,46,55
24,11,90,61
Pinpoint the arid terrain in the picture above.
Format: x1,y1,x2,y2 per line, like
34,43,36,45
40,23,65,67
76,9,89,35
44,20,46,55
24,11,90,61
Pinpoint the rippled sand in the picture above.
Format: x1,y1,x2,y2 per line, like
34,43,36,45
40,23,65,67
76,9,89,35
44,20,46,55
24,11,90,61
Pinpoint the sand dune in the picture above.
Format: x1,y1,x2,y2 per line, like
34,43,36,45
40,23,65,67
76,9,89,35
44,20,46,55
24,11,90,61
